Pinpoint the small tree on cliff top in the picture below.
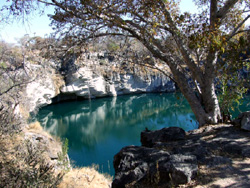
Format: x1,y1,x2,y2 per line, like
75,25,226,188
2,0,250,126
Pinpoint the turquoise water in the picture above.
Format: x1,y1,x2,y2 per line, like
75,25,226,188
35,93,249,175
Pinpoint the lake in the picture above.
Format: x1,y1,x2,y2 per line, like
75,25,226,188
35,93,249,176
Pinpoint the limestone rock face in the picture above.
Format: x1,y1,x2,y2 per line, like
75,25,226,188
25,63,63,113
25,52,175,112
61,67,107,98
26,78,56,112
61,66,175,98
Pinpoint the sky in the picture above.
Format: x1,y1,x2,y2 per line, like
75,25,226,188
0,1,54,44
0,0,247,44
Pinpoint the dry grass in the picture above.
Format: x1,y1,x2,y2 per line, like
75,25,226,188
27,121,43,131
18,104,30,120
0,133,24,161
25,121,64,165
52,73,65,95
0,131,64,187
58,167,112,188
26,121,59,142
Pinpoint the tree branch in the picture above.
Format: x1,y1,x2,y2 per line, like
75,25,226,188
216,0,238,20
159,0,204,84
0,80,33,96
128,60,176,83
227,14,250,41
210,0,218,28
37,0,56,6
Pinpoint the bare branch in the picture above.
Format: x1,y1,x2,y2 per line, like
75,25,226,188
216,0,238,20
227,15,250,41
0,79,34,96
210,0,218,27
37,0,56,6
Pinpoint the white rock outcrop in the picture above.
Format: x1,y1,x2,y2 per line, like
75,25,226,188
25,63,62,112
239,111,250,131
61,67,175,98
26,80,56,112
25,53,175,112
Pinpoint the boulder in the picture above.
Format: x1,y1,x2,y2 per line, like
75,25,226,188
234,111,250,131
241,112,250,131
113,124,250,188
112,146,197,188
141,127,186,147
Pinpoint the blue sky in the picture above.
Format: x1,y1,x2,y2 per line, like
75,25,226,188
0,0,200,44
0,0,55,44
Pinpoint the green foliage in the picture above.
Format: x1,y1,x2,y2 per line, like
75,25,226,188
0,61,7,69
107,41,120,52
218,74,248,116
217,31,250,118
57,138,70,172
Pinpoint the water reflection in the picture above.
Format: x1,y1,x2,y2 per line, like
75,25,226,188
37,93,197,147
36,93,198,175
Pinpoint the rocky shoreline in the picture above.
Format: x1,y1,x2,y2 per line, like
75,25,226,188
112,114,250,188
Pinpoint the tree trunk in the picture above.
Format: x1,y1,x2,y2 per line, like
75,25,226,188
201,82,221,124
130,23,222,127
177,78,221,126
167,62,221,126
167,62,209,126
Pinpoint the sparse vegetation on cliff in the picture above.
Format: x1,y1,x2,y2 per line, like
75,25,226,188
0,39,112,187
58,167,112,188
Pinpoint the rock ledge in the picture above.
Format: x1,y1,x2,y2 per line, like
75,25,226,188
112,124,250,188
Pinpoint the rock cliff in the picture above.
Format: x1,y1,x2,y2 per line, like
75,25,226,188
25,62,64,113
25,52,175,112
60,66,175,99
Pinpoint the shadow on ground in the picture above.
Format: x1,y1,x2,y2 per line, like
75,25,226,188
179,124,250,188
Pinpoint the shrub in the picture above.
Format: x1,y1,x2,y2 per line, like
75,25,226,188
0,135,64,188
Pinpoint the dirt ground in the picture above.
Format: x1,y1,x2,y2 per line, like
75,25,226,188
183,158,250,188
180,124,250,188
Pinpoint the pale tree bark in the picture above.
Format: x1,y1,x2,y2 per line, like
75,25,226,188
133,31,212,125
156,0,223,125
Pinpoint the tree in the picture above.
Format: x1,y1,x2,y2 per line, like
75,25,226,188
1,0,250,126
0,41,64,188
